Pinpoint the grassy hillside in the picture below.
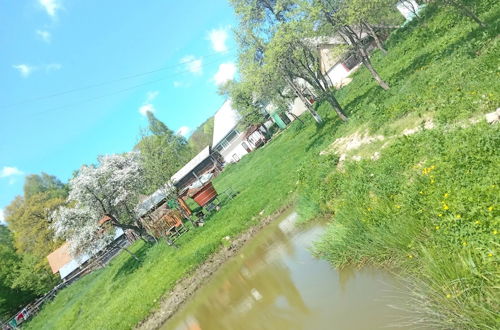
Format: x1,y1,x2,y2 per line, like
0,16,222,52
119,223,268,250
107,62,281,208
26,1,499,328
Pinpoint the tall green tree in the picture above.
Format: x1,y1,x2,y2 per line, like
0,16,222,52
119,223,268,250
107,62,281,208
188,117,214,154
2,173,66,302
0,226,39,318
230,0,347,122
23,172,66,199
135,112,192,194
6,174,66,258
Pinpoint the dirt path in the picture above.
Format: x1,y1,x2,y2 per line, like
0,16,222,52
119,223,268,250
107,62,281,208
135,204,292,330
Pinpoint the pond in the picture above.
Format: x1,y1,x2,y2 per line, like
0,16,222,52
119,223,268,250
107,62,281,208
163,210,418,330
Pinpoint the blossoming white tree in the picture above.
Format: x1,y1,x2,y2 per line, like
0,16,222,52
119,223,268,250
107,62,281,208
52,152,146,255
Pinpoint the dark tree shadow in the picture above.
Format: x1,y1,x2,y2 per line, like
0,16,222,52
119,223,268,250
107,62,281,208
112,244,150,280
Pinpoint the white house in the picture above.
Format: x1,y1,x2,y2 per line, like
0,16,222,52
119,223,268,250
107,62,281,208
397,0,421,20
212,100,267,164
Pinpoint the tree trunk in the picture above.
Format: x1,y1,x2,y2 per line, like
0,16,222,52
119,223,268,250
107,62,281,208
360,53,390,90
341,26,390,91
324,93,348,121
363,22,387,54
447,0,486,27
287,111,305,124
285,76,323,124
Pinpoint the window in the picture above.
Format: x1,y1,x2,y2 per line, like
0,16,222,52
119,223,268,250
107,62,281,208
215,129,240,152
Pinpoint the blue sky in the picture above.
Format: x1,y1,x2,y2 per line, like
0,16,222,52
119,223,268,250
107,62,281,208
0,0,239,223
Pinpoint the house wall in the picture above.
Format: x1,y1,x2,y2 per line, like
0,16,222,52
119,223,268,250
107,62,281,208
219,132,250,163
174,157,222,192
326,62,351,87
397,0,420,20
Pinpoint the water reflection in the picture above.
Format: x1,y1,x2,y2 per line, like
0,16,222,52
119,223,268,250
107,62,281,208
165,211,416,330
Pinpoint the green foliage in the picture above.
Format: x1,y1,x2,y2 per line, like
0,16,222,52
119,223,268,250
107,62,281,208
0,226,37,319
312,124,499,328
136,112,192,194
187,117,214,154
6,192,65,258
23,173,66,199
1,173,66,316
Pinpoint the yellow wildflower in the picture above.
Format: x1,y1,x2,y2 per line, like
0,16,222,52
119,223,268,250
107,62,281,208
444,193,449,198
435,226,440,230
395,205,401,209
419,191,424,195
493,230,498,235
446,294,452,299
456,214,461,219
488,253,493,257
438,213,443,217
408,255,413,259
475,220,480,225
462,242,467,246
443,204,449,210
488,206,493,212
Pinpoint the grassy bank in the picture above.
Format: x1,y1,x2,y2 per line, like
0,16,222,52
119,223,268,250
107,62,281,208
26,1,499,328
300,2,499,329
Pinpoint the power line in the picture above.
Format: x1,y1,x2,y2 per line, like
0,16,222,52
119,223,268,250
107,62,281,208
29,55,235,117
2,49,234,109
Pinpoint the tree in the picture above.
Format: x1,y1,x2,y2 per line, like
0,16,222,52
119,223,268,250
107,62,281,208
266,19,349,121
136,112,192,194
437,0,486,27
0,226,37,318
23,172,66,199
188,117,214,154
5,192,65,258
52,153,146,255
316,0,391,90
230,0,348,123
2,173,66,300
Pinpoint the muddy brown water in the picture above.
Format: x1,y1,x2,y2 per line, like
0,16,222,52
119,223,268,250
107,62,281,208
162,211,418,330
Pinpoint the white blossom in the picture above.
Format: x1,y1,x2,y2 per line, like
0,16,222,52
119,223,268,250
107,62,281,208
51,152,144,256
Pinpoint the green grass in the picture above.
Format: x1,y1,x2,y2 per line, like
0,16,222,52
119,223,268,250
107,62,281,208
26,1,499,328
25,112,336,330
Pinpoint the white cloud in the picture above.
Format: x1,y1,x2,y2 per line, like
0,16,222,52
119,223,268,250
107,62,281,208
39,0,61,18
46,63,62,72
208,28,229,53
0,209,5,225
176,126,191,137
139,104,155,116
213,62,236,86
0,167,23,178
12,64,35,77
36,29,51,42
173,81,186,88
138,91,159,116
181,55,203,75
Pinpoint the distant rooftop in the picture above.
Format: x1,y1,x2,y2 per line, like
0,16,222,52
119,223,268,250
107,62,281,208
171,146,211,185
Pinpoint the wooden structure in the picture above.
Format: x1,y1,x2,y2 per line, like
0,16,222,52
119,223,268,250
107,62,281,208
171,146,224,192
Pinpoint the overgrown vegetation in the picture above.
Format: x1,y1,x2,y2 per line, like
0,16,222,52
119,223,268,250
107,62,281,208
21,0,500,328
